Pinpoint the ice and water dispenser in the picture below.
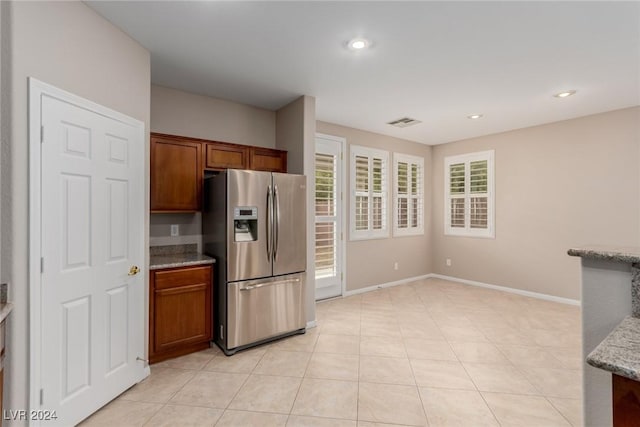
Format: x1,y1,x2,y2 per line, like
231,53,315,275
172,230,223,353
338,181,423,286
233,206,258,242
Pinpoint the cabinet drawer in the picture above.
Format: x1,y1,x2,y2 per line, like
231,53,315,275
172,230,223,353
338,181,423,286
154,265,212,290
205,143,248,170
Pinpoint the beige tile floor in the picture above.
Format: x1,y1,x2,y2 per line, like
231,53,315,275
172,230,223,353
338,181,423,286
82,278,583,427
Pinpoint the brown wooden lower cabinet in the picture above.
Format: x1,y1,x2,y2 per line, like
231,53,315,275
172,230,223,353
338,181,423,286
0,368,3,427
149,264,213,363
0,317,6,427
613,374,640,427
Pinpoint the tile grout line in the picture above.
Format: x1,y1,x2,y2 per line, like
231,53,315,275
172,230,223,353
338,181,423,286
285,344,313,419
213,348,269,425
161,354,216,407
545,396,579,427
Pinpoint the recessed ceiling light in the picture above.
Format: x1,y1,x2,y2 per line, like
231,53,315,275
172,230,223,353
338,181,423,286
347,38,370,50
554,90,577,98
467,114,483,119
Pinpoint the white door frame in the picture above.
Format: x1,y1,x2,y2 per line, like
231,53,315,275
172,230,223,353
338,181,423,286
28,78,148,421
315,133,347,298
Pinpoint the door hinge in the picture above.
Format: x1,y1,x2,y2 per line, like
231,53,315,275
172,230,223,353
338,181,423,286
40,257,44,273
341,272,343,281
40,125,44,143
340,152,343,160
220,325,224,340
40,389,44,405
341,232,343,241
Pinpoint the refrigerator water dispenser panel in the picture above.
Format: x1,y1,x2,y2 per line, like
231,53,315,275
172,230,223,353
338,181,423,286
234,206,258,242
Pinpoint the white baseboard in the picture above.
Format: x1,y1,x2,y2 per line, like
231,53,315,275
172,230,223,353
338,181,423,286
332,273,580,307
306,320,317,329
343,274,432,297
428,273,581,306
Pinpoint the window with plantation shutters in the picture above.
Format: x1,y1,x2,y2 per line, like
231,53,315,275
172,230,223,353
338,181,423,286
444,150,494,238
350,145,389,240
393,153,424,236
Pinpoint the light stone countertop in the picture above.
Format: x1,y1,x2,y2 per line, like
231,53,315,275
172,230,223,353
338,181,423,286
149,253,215,270
587,316,640,381
568,245,640,264
568,245,640,317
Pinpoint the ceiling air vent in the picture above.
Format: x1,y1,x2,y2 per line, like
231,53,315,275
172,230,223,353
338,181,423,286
387,117,422,128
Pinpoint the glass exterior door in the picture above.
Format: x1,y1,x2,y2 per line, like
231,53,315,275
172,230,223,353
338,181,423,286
315,135,344,300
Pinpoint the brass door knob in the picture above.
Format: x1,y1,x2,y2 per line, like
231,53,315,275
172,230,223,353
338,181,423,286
128,265,140,276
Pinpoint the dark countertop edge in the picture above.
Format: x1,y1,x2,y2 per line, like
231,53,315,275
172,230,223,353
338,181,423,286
568,248,640,264
586,316,640,382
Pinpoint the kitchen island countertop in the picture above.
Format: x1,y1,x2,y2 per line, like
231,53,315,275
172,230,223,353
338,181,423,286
568,245,640,264
587,316,640,381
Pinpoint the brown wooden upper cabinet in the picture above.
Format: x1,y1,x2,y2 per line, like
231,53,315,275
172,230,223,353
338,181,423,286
205,142,248,171
249,147,287,172
151,134,202,212
150,132,287,212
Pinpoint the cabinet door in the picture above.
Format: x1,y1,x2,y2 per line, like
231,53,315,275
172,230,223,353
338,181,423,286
613,374,640,426
151,266,212,355
249,147,287,172
151,136,202,211
205,143,248,170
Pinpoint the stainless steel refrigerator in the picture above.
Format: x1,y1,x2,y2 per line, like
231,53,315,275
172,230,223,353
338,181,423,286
203,169,307,355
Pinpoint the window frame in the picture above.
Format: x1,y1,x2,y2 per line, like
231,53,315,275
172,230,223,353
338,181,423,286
393,153,424,237
444,150,495,238
350,145,389,241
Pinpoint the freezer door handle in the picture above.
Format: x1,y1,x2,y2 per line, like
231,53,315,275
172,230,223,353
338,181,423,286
274,184,280,260
240,278,301,291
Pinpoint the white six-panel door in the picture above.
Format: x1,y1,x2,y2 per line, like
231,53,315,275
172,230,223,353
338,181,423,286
30,79,147,426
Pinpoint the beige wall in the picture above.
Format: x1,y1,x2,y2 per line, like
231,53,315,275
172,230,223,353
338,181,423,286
5,1,150,416
316,121,433,292
0,2,8,314
431,107,640,301
150,86,278,243
302,97,317,323
276,97,305,174
151,84,275,147
276,96,317,323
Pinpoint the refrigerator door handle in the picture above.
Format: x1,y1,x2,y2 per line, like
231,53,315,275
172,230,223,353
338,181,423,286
274,184,280,260
240,277,301,291
266,185,273,262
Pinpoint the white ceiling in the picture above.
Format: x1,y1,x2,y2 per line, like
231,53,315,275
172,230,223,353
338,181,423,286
87,1,640,145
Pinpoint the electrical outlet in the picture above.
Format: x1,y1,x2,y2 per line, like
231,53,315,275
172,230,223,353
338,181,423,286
446,258,452,267
170,224,179,236
394,262,399,270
